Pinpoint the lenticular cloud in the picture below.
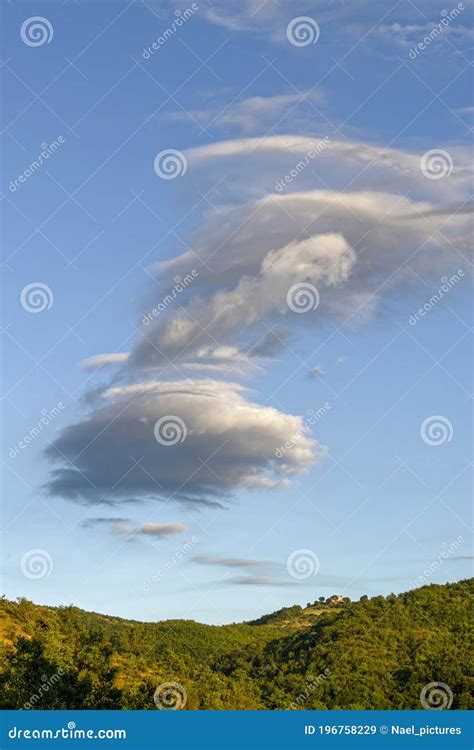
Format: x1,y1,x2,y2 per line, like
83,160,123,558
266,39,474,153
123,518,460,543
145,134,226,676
45,379,324,507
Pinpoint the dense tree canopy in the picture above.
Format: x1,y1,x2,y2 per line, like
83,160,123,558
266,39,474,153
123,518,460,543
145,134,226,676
0,579,472,710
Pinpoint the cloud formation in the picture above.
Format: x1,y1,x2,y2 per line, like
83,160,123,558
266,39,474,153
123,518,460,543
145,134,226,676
80,353,129,370
193,554,266,568
45,379,322,506
45,131,471,519
81,517,188,539
130,232,355,370
197,0,472,53
192,553,288,586
128,179,471,375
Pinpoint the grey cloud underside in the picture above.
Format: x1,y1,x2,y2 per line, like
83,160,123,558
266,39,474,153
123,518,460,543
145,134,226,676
45,380,321,506
81,517,130,527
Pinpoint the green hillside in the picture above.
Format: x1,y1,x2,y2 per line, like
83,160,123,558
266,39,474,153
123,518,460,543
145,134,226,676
0,579,472,710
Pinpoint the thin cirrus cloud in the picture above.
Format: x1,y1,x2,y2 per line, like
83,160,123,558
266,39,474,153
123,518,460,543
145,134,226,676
193,554,267,568
169,92,326,133
199,0,472,50
192,553,289,587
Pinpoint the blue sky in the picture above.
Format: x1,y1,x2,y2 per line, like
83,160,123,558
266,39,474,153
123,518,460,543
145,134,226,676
1,0,472,624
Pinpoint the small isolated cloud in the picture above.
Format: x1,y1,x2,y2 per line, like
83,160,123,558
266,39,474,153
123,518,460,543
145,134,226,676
193,554,265,569
309,365,325,378
81,518,187,539
227,576,288,587
80,353,129,370
138,522,187,537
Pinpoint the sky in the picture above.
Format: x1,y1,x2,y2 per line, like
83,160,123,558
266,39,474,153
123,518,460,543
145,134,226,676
1,0,472,625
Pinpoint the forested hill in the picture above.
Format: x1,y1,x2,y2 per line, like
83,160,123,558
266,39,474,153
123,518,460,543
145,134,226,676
0,579,472,710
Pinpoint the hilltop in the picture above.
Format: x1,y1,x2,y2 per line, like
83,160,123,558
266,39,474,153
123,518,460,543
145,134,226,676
0,579,472,709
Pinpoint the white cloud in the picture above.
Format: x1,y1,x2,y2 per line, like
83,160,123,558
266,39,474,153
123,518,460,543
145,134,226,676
184,135,472,195
130,233,355,368
129,168,471,373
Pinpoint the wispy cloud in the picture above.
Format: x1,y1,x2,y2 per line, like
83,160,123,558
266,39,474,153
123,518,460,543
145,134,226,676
169,92,325,133
80,353,129,370
193,554,266,568
192,553,289,587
